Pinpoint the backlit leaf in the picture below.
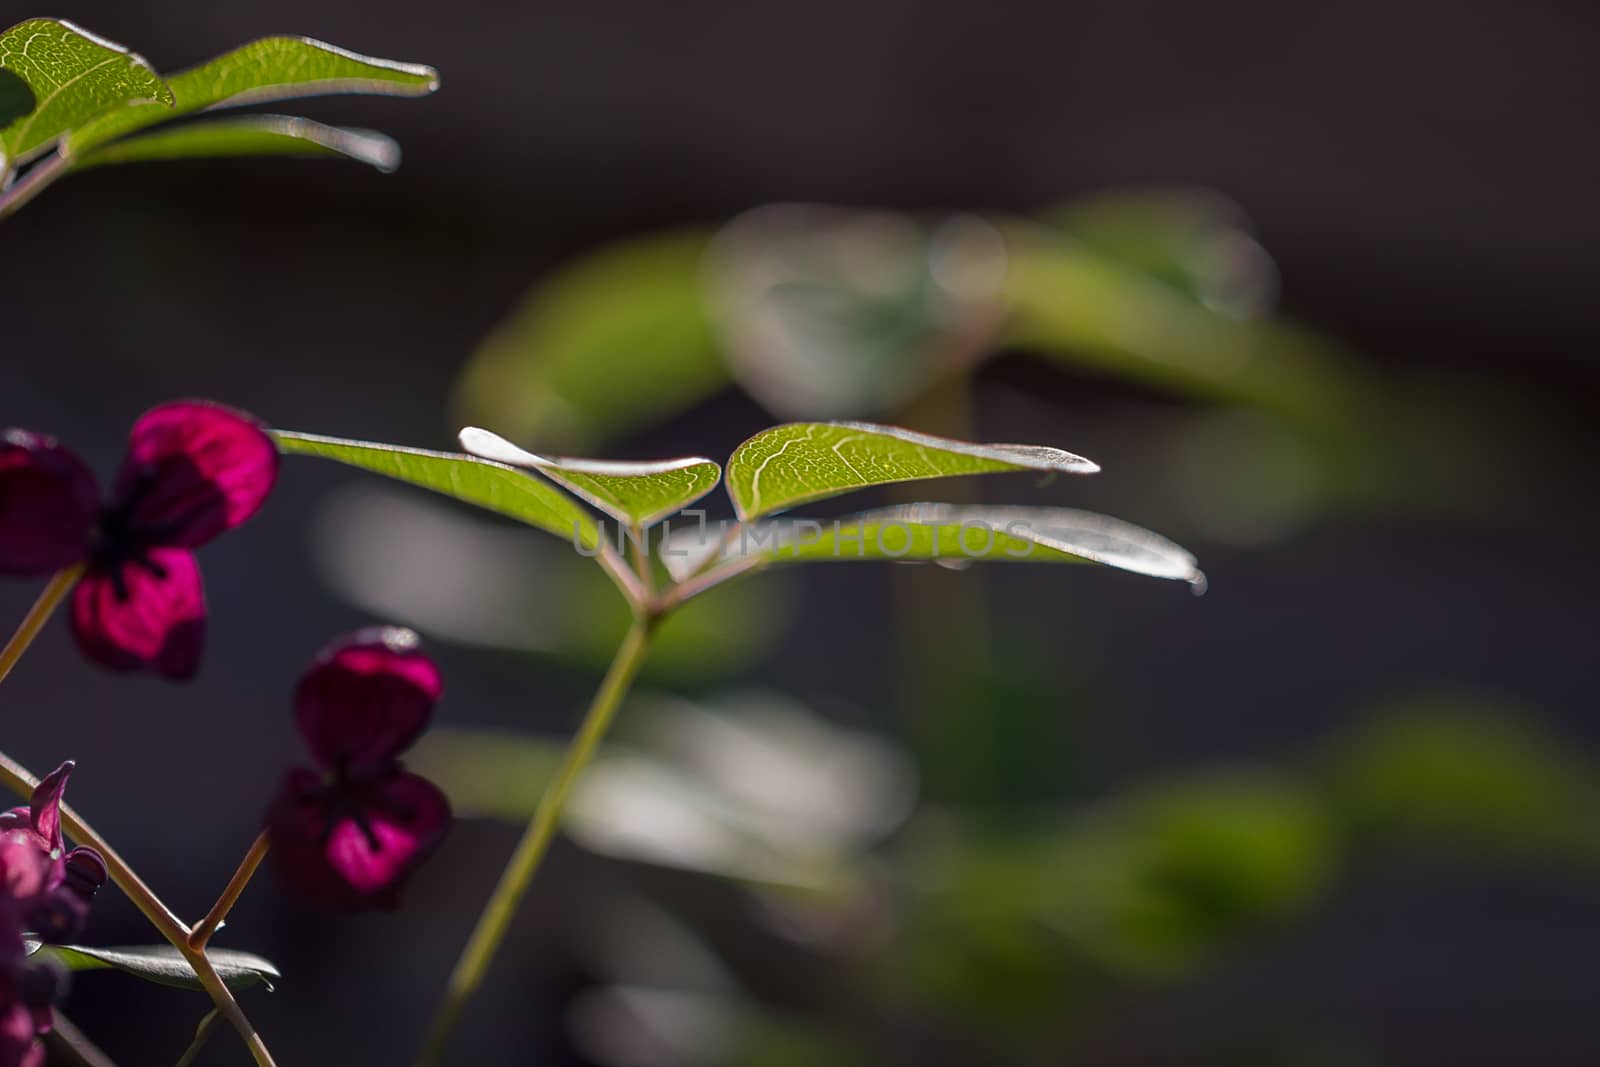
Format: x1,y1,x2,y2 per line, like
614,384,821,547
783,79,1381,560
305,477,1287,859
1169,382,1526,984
460,426,720,528
28,943,279,992
66,35,436,157
664,503,1203,587
723,421,1098,521
0,19,172,170
73,114,399,171
273,430,599,549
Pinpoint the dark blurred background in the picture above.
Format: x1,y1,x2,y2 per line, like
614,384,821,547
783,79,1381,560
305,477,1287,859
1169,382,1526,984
3,2,1598,1064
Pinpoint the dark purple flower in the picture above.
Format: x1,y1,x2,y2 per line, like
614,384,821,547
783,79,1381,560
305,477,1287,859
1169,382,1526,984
267,628,451,912
0,763,107,943
0,763,107,1067
0,833,59,1067
0,401,278,680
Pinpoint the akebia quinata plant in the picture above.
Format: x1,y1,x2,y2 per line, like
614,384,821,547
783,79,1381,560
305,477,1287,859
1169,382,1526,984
272,419,1205,1063
0,400,1202,1065
0,18,1205,1067
0,19,439,222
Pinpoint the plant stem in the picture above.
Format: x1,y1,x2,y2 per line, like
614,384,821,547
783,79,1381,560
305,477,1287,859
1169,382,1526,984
0,753,277,1067
44,1012,119,1067
0,564,83,687
595,536,650,608
658,555,764,610
174,1010,221,1067
190,831,270,949
416,618,657,1066
0,151,71,222
628,524,656,598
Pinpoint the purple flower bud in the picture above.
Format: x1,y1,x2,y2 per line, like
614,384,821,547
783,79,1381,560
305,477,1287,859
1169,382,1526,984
267,631,452,912
61,849,106,903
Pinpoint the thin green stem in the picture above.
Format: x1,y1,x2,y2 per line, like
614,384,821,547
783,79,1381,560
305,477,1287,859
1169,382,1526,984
595,536,650,608
658,555,764,611
0,754,276,1067
190,831,270,949
628,524,657,598
0,564,83,687
174,1010,221,1067
416,618,657,1066
0,151,71,222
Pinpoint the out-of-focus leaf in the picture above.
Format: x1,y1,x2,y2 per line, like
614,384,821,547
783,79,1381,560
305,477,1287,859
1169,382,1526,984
453,230,727,449
1165,408,1330,547
311,484,778,679
414,692,913,892
73,114,399,171
905,773,1333,985
27,943,279,992
1000,220,1374,432
0,19,172,170
274,430,599,550
1324,697,1600,860
664,504,1203,588
707,205,1007,418
1050,187,1279,317
66,35,437,157
1079,775,1334,972
460,426,720,528
723,422,1097,521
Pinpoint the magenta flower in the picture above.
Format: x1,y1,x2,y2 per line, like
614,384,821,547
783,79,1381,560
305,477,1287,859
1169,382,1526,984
0,835,54,1067
267,628,452,912
0,764,106,1067
0,763,107,941
0,401,278,679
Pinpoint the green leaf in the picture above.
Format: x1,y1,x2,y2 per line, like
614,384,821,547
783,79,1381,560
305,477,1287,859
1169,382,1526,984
707,205,1009,419
311,482,780,680
1049,187,1278,317
273,430,599,549
665,503,1204,587
723,421,1098,521
28,943,279,992
459,426,720,528
66,35,437,158
0,19,173,170
414,691,912,891
1324,697,1600,860
1000,220,1374,431
72,114,399,171
452,229,728,449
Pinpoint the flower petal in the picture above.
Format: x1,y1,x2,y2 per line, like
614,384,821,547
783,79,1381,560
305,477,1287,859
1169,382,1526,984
0,430,98,577
0,830,54,903
111,401,278,548
266,769,450,912
27,762,71,855
0,1003,44,1067
294,628,440,773
69,549,206,680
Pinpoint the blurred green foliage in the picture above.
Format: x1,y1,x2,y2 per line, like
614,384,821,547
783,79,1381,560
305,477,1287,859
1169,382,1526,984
416,689,1597,1063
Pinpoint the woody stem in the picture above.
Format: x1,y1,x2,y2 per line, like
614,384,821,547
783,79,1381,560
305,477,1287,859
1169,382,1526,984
0,753,277,1067
0,564,84,687
190,831,271,949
